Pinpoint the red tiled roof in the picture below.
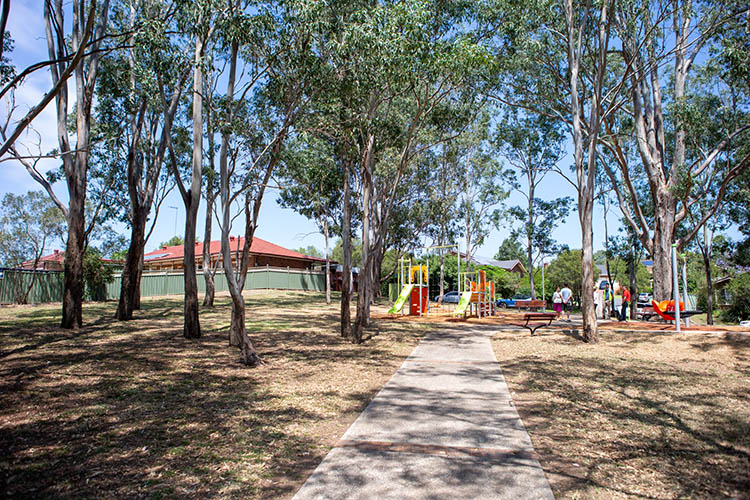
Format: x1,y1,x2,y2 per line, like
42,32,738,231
144,236,326,263
21,250,122,268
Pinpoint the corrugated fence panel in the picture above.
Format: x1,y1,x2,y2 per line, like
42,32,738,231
2,268,325,304
0,271,64,304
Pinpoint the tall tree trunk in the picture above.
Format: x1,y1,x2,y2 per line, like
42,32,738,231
202,186,215,307
324,218,331,305
47,0,110,329
341,158,352,338
218,40,260,366
116,208,146,320
527,183,536,299
182,33,204,339
702,245,714,325
564,0,607,343
603,202,613,314
134,254,143,310
628,255,637,319
62,197,85,328
202,83,217,307
354,134,374,343
651,202,676,301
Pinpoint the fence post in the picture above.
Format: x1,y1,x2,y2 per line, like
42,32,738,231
266,264,270,289
287,266,291,289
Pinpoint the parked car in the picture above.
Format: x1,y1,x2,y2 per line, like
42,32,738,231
434,291,461,303
638,293,652,303
496,294,532,308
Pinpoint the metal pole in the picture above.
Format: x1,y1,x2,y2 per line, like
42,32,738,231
417,264,422,316
681,257,690,328
426,258,430,316
672,244,681,332
457,245,461,294
542,260,545,308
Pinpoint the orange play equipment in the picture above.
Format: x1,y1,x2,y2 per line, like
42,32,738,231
651,299,699,322
465,270,496,318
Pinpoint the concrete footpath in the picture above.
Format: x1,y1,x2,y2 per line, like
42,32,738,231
292,326,554,500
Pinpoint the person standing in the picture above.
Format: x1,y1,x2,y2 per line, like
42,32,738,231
552,286,563,318
594,286,602,319
603,282,613,319
561,283,573,321
619,286,631,321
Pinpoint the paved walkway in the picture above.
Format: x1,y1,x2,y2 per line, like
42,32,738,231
293,326,554,500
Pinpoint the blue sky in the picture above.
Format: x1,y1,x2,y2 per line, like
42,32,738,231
1,0,625,260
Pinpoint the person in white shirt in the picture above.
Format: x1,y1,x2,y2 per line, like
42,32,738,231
552,287,563,318
561,283,573,321
594,287,603,319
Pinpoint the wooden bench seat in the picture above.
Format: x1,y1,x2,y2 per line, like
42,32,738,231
514,312,557,335
512,300,547,312
637,306,655,321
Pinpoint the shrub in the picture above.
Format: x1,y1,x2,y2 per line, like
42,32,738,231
82,248,115,301
721,272,750,323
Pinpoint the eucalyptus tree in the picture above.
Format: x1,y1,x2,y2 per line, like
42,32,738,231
92,0,190,321
344,2,493,342
215,0,314,365
165,0,230,339
496,111,571,299
681,62,748,324
490,0,620,342
277,134,342,304
41,0,112,328
599,0,750,302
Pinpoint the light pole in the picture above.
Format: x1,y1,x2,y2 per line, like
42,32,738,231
169,206,178,237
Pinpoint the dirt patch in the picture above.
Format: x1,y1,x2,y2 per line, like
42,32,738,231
490,327,750,499
0,291,428,499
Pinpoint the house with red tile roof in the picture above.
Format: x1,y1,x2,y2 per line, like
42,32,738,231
20,250,122,271
143,236,326,271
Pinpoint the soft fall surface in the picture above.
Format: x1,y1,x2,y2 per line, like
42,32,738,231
0,291,429,499
491,327,750,499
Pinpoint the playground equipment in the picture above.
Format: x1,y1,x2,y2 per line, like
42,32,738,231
387,244,498,321
650,299,701,322
388,258,430,316
455,269,496,318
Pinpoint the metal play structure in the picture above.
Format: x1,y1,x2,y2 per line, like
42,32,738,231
387,244,498,320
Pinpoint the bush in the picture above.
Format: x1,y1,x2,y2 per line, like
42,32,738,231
82,248,115,301
721,272,750,323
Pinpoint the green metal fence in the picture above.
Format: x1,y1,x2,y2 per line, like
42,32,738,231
1,267,325,304
0,270,65,304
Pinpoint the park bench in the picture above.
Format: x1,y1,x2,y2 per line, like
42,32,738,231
512,300,547,312
514,312,557,335
637,306,655,321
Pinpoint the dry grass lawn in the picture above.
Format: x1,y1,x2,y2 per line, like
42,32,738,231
0,291,429,499
491,326,750,499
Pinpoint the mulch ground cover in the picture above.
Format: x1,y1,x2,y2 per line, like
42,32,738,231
490,325,750,499
0,291,430,499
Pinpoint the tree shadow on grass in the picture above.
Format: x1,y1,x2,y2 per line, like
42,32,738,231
0,292,423,499
501,354,750,499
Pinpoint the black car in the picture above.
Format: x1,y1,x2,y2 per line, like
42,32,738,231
434,291,460,303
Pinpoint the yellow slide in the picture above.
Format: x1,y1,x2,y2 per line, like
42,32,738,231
388,285,415,314
453,291,474,317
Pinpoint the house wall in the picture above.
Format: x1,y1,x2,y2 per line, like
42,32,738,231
144,252,316,271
